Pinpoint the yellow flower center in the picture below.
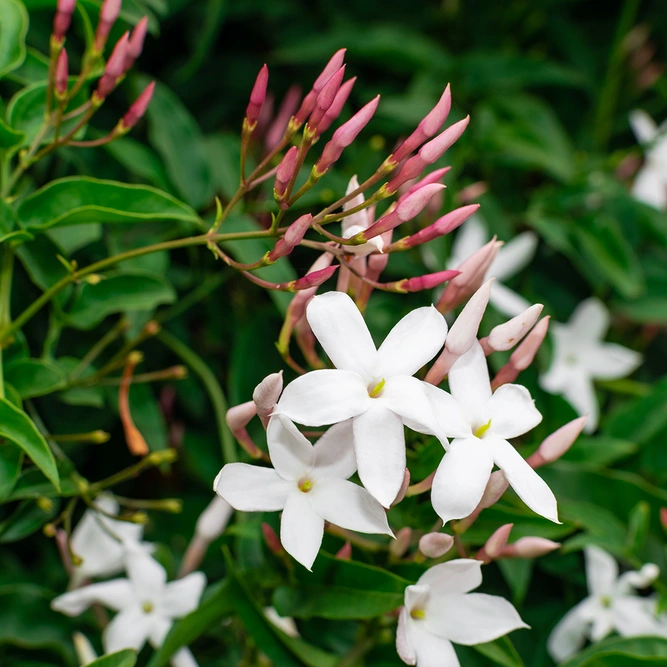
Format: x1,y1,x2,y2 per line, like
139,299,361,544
474,419,492,439
298,478,313,493
142,601,154,613
368,379,386,398
410,608,426,620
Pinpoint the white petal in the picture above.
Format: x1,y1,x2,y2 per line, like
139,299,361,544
448,215,487,270
266,415,314,481
613,596,667,637
448,342,492,423
416,559,483,595
421,383,472,439
489,282,533,318
568,298,610,342
51,579,134,616
426,592,528,645
353,404,406,508
632,166,667,209
561,372,599,434
214,463,291,511
431,438,494,525
342,175,369,233
491,438,559,523
486,384,542,439
381,376,442,435
306,292,377,378
396,608,417,665
312,420,357,479
159,572,206,619
147,614,172,647
539,350,572,395
103,606,150,653
411,622,461,667
630,110,658,144
280,490,324,570
585,546,618,597
375,306,448,378
489,232,537,281
405,584,430,612
583,343,642,381
547,600,594,664
276,370,371,426
308,478,392,536
126,551,167,602
171,648,200,667
590,608,614,642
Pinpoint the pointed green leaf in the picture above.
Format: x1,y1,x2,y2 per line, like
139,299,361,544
4,358,67,398
86,650,137,667
0,0,28,79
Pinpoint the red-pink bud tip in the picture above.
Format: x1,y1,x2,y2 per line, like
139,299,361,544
261,522,283,555
293,265,338,290
58,0,76,12
100,0,121,24
246,64,269,125
335,541,352,560
55,49,69,97
317,76,356,135
106,32,130,78
309,65,346,130
125,16,148,69
121,81,155,130
274,146,299,199
401,269,459,292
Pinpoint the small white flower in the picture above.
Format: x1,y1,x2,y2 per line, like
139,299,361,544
539,298,642,433
447,214,538,317
629,110,667,210
397,559,528,667
548,546,667,663
276,291,447,508
426,342,558,525
214,415,393,570
341,175,384,256
264,606,300,637
70,494,153,585
52,549,206,667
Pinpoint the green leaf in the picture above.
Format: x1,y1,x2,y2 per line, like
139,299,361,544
5,46,49,85
0,497,59,542
57,386,105,408
16,177,199,231
0,0,28,79
0,443,23,502
273,553,409,620
65,271,176,329
4,358,67,398
627,501,651,552
473,637,525,667
86,650,137,667
561,636,667,667
143,78,214,210
561,435,638,467
103,136,172,191
0,116,24,152
0,397,59,489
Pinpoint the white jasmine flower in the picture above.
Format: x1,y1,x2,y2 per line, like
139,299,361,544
264,606,300,637
448,215,538,317
548,546,667,663
214,415,393,570
70,494,153,585
52,549,206,667
629,110,667,210
427,342,558,525
276,291,447,508
539,298,642,433
341,175,384,256
397,559,528,666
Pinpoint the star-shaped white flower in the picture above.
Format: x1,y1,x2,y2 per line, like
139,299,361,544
341,175,384,256
52,548,206,667
629,110,667,210
548,546,667,663
426,341,559,525
70,494,153,585
276,291,447,508
397,559,528,667
539,298,642,433
214,415,392,570
447,214,537,317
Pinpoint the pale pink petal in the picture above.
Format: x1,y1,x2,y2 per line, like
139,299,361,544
266,415,314,481
159,572,206,618
486,384,542,439
375,306,448,378
448,215,487,270
353,403,406,508
396,607,417,665
280,490,324,570
276,370,371,426
489,282,532,318
447,343,492,422
306,292,377,379
416,559,482,595
547,599,596,664
214,463,291,511
583,343,642,381
51,579,134,616
489,232,537,282
585,546,618,597
103,606,151,653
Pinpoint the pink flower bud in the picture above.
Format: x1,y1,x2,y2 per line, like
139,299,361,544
335,541,352,560
661,508,667,532
94,0,122,51
246,63,269,126
274,146,298,199
125,16,148,70
527,416,587,468
510,315,550,371
96,31,129,98
317,77,356,135
479,523,513,563
392,85,452,162
268,214,313,262
398,269,459,293
308,65,345,131
419,532,454,558
252,371,284,428
55,49,68,97
393,204,478,252
58,0,77,13
121,81,155,130
399,167,451,202
505,537,561,559
195,496,233,541
360,183,445,241
447,279,494,356
316,95,380,173
292,265,338,291
389,527,412,559
487,304,544,352
294,48,346,125
391,468,411,507
226,401,263,458
53,0,76,41
480,470,509,509
262,522,283,555
266,85,301,150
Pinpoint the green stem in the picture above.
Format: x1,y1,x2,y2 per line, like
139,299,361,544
69,318,129,380
0,245,15,399
156,272,229,324
157,329,236,464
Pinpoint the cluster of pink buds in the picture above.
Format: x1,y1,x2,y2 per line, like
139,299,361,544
477,524,561,564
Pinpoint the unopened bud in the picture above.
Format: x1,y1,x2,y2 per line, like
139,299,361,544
291,265,338,291
389,527,412,559
55,49,68,98
335,541,352,560
246,63,269,127
294,49,346,125
274,146,298,200
73,632,98,665
419,532,454,558
483,523,513,562
125,16,148,70
71,553,84,567
391,468,411,506
486,304,544,352
85,274,103,285
253,372,284,428
90,430,111,443
317,76,356,135
118,81,155,133
308,65,346,131
510,315,550,372
147,448,178,465
37,496,54,512
94,0,122,52
262,522,283,555
446,279,493,356
395,269,459,293
129,511,149,524
479,470,509,510
527,416,587,468
266,85,302,150
53,0,76,42
196,496,234,541
504,537,561,559
268,214,313,262
398,167,452,202
96,32,129,99
43,523,57,537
